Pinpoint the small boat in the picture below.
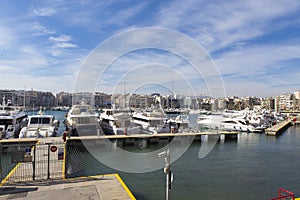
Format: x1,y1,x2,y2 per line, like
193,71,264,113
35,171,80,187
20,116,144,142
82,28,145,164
64,102,100,136
19,111,59,138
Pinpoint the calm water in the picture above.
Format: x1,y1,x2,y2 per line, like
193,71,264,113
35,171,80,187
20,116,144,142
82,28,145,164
76,128,300,199
28,111,300,199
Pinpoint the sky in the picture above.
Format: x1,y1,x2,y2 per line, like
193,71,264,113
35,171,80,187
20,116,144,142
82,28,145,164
1,0,300,97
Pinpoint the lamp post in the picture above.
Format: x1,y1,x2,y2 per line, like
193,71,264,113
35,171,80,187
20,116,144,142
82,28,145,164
158,149,173,200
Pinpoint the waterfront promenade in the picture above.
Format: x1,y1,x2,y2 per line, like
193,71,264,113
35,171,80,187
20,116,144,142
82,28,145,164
0,174,135,200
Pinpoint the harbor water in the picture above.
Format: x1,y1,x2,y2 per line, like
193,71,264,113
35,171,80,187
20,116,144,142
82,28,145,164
26,111,300,199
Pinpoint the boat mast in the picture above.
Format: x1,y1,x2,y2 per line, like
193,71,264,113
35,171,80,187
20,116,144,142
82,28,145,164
23,85,26,109
2,96,5,111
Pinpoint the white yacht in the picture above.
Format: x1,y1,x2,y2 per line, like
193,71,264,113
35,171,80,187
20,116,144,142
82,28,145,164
131,106,169,134
197,114,263,133
0,98,27,139
99,109,140,135
65,103,100,136
19,111,59,138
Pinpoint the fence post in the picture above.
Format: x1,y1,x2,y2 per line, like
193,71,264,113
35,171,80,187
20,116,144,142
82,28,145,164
32,143,36,180
64,140,68,179
45,142,51,179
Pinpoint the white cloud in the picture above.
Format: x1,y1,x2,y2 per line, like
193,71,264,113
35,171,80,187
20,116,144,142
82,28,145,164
48,34,78,57
54,42,77,48
32,23,56,36
49,35,72,42
107,2,149,26
0,65,14,72
214,43,300,74
32,7,57,17
156,0,300,51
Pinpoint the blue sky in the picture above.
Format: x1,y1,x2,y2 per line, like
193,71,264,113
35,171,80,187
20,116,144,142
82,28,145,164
1,0,300,97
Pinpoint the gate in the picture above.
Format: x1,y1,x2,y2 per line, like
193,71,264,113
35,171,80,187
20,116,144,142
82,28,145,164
0,141,65,185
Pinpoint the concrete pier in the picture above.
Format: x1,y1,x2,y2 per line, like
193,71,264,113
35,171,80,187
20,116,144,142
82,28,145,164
0,174,135,200
66,131,239,148
69,131,238,140
265,120,292,136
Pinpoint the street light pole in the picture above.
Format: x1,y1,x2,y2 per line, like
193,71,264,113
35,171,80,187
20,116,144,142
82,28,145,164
158,149,173,200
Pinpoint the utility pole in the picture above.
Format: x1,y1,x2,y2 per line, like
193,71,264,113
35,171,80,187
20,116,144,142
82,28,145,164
158,149,173,200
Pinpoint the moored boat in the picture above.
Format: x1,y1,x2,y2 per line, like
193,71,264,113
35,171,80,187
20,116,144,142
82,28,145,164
19,111,60,138
99,108,141,135
132,105,170,134
0,97,27,139
197,114,264,133
64,102,100,136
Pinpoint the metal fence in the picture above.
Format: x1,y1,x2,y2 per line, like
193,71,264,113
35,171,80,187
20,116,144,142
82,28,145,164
0,141,65,184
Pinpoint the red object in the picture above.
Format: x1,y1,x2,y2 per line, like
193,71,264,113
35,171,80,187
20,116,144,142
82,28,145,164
270,188,295,200
62,131,67,142
50,145,57,153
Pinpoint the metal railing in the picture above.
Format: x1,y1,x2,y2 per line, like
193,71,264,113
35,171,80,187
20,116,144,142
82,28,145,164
270,188,295,200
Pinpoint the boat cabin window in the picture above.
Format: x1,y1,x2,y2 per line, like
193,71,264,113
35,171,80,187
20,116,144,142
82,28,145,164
30,117,51,124
106,110,113,115
238,120,248,125
223,120,237,124
41,118,51,124
0,119,13,128
74,117,96,125
80,108,88,113
6,125,14,132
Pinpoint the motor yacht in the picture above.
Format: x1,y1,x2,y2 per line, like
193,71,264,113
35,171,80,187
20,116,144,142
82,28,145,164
0,97,27,139
197,114,264,133
131,105,169,134
64,103,100,136
19,111,59,138
99,108,140,135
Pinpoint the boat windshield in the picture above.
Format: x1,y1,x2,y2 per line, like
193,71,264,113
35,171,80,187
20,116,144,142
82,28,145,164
30,117,51,125
71,105,95,115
